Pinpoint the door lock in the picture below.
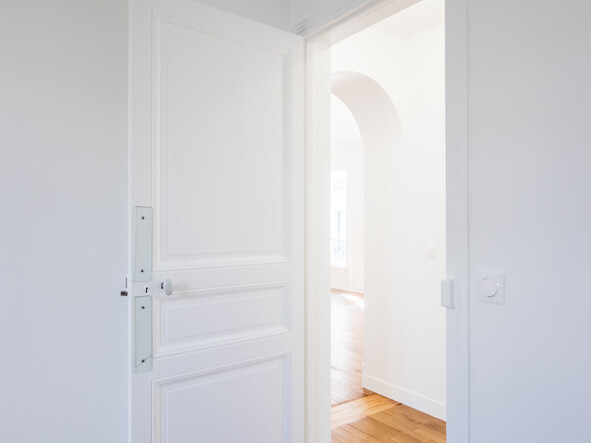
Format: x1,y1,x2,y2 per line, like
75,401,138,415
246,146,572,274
143,279,174,296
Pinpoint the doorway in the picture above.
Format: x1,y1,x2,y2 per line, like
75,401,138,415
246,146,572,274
329,93,367,406
306,0,451,441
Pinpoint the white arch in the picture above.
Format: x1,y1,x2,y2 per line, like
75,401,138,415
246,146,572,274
331,71,403,156
330,71,404,393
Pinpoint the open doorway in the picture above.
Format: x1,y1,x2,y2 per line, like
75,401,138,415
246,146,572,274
325,0,447,440
329,94,367,407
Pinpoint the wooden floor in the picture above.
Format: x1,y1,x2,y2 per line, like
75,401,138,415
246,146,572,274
332,394,446,443
331,290,372,405
331,289,446,442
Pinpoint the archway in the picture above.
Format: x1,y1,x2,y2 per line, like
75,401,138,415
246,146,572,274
330,71,404,405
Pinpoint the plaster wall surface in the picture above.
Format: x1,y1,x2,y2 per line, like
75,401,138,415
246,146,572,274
330,119,365,294
467,0,591,440
0,1,128,441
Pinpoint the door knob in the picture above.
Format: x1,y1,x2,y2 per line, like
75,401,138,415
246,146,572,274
160,279,173,296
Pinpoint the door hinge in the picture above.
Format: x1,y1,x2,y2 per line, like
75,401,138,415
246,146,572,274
441,278,455,309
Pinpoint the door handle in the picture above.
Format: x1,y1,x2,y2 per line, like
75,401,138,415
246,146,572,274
143,279,174,296
160,279,173,296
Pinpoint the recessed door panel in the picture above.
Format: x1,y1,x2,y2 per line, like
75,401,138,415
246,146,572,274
155,13,293,269
154,282,291,356
154,356,289,443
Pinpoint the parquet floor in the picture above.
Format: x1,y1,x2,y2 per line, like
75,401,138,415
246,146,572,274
331,289,446,442
331,290,373,405
331,394,446,442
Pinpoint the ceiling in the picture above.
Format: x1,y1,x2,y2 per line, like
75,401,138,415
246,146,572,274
373,0,444,39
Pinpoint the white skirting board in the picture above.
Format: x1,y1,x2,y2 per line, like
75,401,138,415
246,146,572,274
330,283,364,294
362,373,446,421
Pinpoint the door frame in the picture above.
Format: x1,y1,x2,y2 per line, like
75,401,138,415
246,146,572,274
301,0,470,441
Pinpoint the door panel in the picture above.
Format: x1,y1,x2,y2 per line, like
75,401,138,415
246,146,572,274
154,282,291,357
155,12,290,268
154,356,289,442
130,1,304,442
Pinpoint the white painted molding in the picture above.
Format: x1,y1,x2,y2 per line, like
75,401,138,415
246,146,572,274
291,0,366,35
445,0,470,441
363,373,446,421
296,0,421,43
304,40,333,443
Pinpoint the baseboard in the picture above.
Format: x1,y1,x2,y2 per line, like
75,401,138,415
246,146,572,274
349,285,364,294
330,283,364,294
363,373,446,421
330,283,349,292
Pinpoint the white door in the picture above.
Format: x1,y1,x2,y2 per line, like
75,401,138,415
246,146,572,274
129,1,304,441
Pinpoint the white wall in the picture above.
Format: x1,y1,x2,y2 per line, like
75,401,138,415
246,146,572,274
0,1,128,442
331,2,446,419
331,97,365,293
330,140,366,293
468,0,591,441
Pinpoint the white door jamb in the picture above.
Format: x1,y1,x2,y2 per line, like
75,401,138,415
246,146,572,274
301,0,470,441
